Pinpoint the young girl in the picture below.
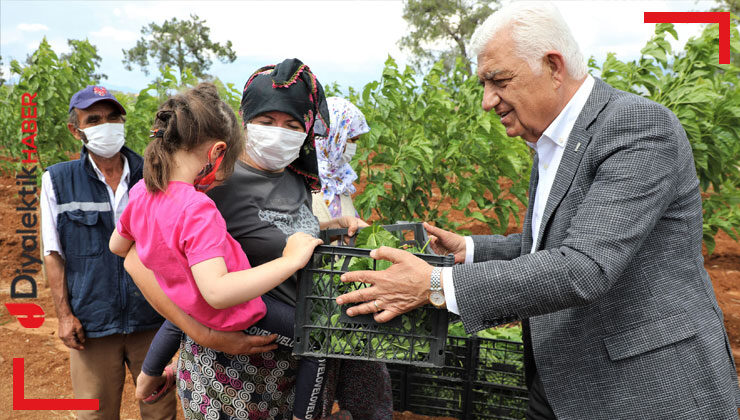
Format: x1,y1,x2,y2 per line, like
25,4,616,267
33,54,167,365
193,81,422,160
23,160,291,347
109,83,326,420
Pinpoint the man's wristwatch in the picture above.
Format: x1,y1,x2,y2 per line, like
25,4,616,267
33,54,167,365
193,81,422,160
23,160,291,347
429,267,446,308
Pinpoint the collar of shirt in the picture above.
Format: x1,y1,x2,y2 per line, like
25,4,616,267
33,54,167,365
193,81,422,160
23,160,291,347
87,152,130,186
538,74,595,150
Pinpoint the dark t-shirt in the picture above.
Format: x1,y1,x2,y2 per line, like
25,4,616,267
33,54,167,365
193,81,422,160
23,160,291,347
207,160,320,306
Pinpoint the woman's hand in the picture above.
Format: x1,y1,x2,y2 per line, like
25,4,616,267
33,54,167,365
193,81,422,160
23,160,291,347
423,222,467,264
340,216,370,237
320,216,369,243
202,329,278,355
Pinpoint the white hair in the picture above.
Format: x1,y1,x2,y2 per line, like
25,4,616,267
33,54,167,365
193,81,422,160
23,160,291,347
470,1,587,79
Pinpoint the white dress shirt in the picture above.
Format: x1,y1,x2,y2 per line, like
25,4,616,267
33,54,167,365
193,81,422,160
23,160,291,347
41,153,131,259
443,75,595,314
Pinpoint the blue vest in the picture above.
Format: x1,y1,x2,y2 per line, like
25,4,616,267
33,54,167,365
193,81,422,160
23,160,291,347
47,146,163,338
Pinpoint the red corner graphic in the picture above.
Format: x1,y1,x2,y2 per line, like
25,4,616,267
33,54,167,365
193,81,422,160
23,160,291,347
14,358,99,410
4,303,45,329
644,12,732,64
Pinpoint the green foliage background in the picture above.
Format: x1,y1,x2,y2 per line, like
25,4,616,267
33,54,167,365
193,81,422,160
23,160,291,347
346,57,531,235
0,37,241,177
0,22,738,252
0,38,100,172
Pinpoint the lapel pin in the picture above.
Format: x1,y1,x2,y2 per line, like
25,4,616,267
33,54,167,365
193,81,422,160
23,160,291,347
575,142,581,152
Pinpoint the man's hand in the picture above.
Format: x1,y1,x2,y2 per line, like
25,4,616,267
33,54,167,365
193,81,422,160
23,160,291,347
202,329,278,355
424,222,467,264
336,246,433,323
58,314,85,350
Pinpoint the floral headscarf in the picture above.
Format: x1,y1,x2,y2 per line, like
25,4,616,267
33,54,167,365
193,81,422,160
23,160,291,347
315,97,370,218
240,58,330,190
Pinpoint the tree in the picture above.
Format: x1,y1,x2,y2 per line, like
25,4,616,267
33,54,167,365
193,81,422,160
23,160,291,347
61,39,107,82
122,14,236,79
22,39,107,82
398,0,497,74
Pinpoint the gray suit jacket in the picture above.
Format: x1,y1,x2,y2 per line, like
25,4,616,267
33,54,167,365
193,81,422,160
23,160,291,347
453,79,740,419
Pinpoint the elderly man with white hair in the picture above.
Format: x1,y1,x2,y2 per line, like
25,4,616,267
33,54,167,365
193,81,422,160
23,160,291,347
337,1,740,418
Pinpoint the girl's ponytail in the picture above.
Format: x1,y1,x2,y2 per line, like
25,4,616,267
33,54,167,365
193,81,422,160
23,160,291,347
142,83,244,193
143,105,179,193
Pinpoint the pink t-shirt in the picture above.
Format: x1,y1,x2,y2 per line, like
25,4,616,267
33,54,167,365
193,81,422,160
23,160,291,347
117,180,267,331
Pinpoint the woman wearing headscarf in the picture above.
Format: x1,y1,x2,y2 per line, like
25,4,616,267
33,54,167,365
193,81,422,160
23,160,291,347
311,97,370,222
311,97,394,419
124,59,375,419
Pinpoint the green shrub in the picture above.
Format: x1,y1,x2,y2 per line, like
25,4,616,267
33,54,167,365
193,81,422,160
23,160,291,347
350,57,531,234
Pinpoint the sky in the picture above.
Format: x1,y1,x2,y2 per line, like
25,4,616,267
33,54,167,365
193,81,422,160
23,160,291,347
0,0,723,94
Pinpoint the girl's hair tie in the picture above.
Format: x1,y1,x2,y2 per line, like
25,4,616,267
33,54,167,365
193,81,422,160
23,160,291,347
149,129,165,138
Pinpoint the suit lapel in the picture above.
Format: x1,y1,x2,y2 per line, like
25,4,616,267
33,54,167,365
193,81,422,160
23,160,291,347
532,79,613,251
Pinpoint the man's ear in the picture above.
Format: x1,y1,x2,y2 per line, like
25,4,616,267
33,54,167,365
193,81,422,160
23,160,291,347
544,51,567,87
68,123,82,140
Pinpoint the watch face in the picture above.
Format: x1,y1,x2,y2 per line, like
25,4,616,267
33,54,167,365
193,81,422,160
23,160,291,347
430,291,446,307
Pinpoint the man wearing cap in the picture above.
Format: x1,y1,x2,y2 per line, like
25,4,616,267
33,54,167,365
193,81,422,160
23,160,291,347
40,85,176,419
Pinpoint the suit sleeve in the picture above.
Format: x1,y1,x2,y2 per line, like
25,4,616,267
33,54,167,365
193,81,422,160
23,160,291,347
470,233,523,262
453,100,682,333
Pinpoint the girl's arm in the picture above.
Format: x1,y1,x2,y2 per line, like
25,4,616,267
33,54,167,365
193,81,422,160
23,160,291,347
124,246,278,355
191,232,323,310
109,230,134,258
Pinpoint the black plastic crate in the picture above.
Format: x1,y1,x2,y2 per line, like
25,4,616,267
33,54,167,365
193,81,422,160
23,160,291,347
389,336,528,419
318,222,434,251
294,223,454,367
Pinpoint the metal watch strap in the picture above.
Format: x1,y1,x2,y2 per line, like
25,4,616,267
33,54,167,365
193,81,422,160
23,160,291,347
430,267,442,291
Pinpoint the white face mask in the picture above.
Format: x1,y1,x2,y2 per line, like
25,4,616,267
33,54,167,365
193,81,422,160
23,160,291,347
342,142,357,165
79,123,125,158
245,124,307,171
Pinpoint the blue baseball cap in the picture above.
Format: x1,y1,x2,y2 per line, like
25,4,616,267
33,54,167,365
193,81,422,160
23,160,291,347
68,85,126,115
